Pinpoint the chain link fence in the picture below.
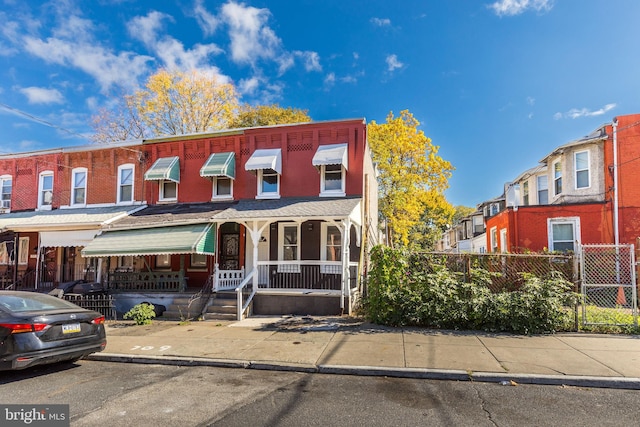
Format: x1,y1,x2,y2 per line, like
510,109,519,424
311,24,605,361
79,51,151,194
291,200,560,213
580,244,638,327
412,252,576,293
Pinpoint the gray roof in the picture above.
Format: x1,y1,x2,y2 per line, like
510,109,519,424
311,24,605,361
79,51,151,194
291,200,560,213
0,205,140,231
540,126,607,163
105,201,237,229
212,197,362,221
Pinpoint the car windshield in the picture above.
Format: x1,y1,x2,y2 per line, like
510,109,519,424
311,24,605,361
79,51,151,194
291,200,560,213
0,293,81,313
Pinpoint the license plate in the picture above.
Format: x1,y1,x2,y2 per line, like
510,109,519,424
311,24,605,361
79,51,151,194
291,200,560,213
62,323,81,334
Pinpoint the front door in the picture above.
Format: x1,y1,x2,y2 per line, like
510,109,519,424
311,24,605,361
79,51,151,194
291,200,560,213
218,223,243,270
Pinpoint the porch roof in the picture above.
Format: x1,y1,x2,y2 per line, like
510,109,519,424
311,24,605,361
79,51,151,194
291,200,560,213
200,152,235,179
0,205,142,232
103,201,237,230
144,156,180,182
212,197,362,224
81,223,215,257
312,143,348,170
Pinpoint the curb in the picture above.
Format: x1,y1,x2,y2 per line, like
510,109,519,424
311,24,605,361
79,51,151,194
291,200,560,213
87,353,640,390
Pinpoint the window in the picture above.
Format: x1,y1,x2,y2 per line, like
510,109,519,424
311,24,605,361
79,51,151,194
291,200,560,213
0,242,8,264
38,171,54,209
522,181,529,206
500,229,507,253
320,164,345,196
575,151,590,189
278,223,300,272
321,224,342,274
537,175,548,204
156,254,171,269
212,177,233,199
18,237,29,265
548,218,580,252
490,203,499,216
160,181,177,201
258,169,280,198
116,256,134,271
117,164,134,204
0,175,11,210
553,161,562,196
472,216,484,234
71,168,87,206
190,253,207,268
490,227,498,252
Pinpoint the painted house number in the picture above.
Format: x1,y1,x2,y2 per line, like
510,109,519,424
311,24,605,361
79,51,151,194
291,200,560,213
129,345,172,351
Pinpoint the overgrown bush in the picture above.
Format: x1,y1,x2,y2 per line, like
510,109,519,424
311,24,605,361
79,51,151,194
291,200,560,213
123,303,156,325
362,246,579,334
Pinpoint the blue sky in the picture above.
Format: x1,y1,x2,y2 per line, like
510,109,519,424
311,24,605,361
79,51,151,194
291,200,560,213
2,0,640,208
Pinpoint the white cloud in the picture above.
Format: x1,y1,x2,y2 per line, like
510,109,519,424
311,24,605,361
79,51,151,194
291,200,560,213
238,76,260,95
386,54,404,72
220,1,282,66
193,0,219,36
370,17,391,27
489,0,554,17
554,103,617,120
526,96,535,106
294,51,322,72
19,86,64,104
324,72,336,90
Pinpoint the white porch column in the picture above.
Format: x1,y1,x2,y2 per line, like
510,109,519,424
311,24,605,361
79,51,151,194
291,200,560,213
242,221,269,292
341,219,351,310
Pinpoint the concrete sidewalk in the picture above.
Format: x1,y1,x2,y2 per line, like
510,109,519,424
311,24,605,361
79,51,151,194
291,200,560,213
88,316,640,389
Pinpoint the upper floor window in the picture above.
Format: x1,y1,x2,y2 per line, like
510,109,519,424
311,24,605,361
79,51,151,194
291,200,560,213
490,203,499,216
38,171,54,209
472,215,484,234
245,149,282,200
200,152,235,200
313,143,348,197
522,181,529,206
0,175,11,210
548,217,580,252
117,164,134,204
71,168,87,206
553,161,562,196
537,175,548,204
144,157,180,203
575,151,590,189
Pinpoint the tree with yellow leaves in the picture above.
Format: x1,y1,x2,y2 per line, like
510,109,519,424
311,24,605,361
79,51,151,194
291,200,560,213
229,104,311,128
368,110,454,248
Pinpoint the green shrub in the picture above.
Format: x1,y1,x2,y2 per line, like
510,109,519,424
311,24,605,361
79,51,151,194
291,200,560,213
363,246,579,334
123,303,156,325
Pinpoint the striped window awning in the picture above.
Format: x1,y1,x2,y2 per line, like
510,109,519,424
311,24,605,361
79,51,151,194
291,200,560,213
144,156,180,182
200,152,235,179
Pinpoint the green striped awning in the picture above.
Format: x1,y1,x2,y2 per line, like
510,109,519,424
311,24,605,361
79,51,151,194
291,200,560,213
144,156,180,182
81,223,215,257
200,152,235,179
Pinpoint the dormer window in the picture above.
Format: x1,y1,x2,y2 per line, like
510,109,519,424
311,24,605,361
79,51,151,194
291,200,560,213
575,151,590,189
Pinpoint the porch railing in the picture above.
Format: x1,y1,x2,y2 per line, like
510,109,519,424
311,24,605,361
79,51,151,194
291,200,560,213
215,266,245,291
254,261,358,291
107,271,185,292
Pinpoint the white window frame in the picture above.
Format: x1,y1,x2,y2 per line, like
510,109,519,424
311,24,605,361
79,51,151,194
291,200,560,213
547,217,580,253
490,203,499,216
522,181,529,206
38,170,54,210
490,226,498,253
574,150,590,189
211,176,233,200
156,254,171,269
159,180,178,202
190,253,207,269
553,161,562,196
18,237,29,265
0,175,12,210
278,223,300,272
321,223,342,274
537,175,548,204
500,228,507,253
319,164,346,197
71,167,88,207
257,169,280,199
117,164,135,204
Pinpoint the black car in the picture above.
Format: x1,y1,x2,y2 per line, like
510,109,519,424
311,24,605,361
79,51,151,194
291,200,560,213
0,291,107,370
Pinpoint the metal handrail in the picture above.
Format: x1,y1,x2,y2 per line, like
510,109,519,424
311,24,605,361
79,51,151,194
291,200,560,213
235,271,255,321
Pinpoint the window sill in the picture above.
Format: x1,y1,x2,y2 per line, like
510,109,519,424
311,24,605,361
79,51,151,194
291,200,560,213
256,194,280,200
319,191,346,198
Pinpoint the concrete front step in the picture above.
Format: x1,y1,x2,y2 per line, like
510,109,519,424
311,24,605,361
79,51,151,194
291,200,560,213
161,293,239,320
